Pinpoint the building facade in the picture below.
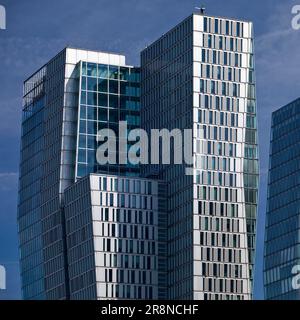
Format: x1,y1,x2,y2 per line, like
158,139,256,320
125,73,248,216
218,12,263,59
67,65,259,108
264,98,300,300
141,13,258,300
64,174,166,299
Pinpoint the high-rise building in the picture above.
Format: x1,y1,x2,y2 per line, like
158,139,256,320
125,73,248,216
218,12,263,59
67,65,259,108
264,98,300,300
18,11,258,301
17,47,151,299
141,12,258,300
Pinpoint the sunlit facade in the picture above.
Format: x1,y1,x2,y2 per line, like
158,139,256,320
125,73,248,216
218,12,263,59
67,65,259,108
64,174,167,299
141,13,258,300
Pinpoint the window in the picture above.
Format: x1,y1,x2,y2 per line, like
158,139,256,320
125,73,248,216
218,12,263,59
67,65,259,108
202,49,206,62
102,177,107,190
215,19,219,33
204,17,208,32
226,21,230,35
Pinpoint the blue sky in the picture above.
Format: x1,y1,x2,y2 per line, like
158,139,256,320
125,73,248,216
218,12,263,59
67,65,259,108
0,0,300,300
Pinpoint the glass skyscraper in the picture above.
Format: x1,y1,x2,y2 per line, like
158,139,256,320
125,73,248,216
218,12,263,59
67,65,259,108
264,98,300,300
142,13,258,300
18,12,258,301
18,48,149,299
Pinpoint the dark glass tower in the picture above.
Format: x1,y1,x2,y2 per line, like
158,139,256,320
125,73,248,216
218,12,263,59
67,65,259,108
264,97,300,300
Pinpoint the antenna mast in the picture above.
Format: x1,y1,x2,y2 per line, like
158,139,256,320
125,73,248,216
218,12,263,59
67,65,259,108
195,4,206,15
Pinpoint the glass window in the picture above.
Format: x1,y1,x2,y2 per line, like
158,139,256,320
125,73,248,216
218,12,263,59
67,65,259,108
78,149,86,163
87,106,97,120
98,93,108,107
80,105,87,119
98,79,108,92
87,77,97,91
226,21,230,35
87,120,97,135
102,177,107,190
87,135,96,149
237,22,240,37
204,17,208,32
98,108,108,122
87,63,97,77
81,76,87,90
98,64,108,78
109,95,119,108
215,19,219,33
120,67,130,80
87,92,97,105
202,49,206,62
109,66,119,79
109,80,119,94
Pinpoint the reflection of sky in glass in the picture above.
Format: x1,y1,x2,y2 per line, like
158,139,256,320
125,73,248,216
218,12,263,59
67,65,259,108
76,62,141,178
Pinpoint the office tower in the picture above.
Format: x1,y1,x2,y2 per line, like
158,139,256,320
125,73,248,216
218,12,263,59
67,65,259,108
141,13,258,300
18,47,156,299
264,98,300,300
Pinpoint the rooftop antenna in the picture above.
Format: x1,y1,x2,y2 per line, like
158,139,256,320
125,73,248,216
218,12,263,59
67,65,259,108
195,4,206,15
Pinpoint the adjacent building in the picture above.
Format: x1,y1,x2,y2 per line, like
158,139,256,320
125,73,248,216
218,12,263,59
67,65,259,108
18,11,258,301
264,98,300,300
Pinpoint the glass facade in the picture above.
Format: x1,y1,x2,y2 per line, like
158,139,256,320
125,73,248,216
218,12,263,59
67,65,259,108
76,62,140,178
264,98,300,300
18,67,46,299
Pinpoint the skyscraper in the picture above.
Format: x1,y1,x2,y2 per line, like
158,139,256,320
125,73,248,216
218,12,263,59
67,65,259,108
18,48,157,299
264,98,300,300
141,12,258,300
18,11,258,301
